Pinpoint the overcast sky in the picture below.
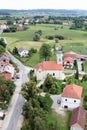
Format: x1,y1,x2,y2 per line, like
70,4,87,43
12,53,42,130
0,0,87,10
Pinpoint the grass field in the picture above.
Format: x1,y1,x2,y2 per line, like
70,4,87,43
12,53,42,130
1,23,87,66
47,110,71,130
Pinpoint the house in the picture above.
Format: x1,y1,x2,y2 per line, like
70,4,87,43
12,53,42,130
0,72,12,80
0,53,10,62
63,57,74,68
34,51,65,80
61,84,83,109
0,24,9,31
0,61,15,78
18,48,29,57
70,106,86,130
64,51,83,61
17,24,24,31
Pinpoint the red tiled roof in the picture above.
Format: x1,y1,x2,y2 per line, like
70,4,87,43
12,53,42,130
0,72,12,80
1,52,9,58
0,61,12,66
64,51,83,59
62,84,83,99
34,61,62,70
64,57,74,63
70,107,86,129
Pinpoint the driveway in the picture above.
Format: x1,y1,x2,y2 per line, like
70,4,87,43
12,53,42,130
50,94,65,116
40,93,65,116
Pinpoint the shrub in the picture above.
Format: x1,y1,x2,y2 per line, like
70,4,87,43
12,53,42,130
55,35,64,40
46,35,54,40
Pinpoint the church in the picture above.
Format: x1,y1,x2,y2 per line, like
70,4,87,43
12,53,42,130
34,51,65,80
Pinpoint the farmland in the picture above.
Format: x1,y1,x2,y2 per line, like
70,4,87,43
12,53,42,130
1,23,87,67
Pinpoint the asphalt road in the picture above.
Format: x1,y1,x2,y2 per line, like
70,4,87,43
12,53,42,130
1,52,32,130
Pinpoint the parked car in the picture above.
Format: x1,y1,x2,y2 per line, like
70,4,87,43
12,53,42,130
57,99,61,104
16,74,20,79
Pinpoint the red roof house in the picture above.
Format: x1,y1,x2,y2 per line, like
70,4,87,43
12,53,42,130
34,61,62,71
61,84,83,109
70,107,86,130
0,72,12,80
63,57,74,68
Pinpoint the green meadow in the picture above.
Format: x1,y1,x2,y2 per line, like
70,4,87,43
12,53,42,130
1,24,87,66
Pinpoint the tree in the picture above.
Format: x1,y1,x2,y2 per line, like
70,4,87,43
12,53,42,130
0,45,5,55
73,19,84,28
21,80,39,101
33,33,40,41
39,43,51,61
43,74,53,91
13,47,18,54
34,116,46,130
0,38,7,48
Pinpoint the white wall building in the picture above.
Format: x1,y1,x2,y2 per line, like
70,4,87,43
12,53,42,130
61,84,83,109
34,51,65,80
0,61,15,77
18,48,29,57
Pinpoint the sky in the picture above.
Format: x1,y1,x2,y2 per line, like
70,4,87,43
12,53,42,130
0,0,87,10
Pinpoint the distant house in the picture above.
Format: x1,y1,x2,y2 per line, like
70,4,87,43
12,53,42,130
61,84,83,109
17,24,24,31
64,51,83,61
63,57,74,68
0,24,9,31
18,48,29,57
34,51,65,80
70,106,86,130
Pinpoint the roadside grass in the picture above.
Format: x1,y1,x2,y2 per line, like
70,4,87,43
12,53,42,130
83,61,87,72
46,110,71,130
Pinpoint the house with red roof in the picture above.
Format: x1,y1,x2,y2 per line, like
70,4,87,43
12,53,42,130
34,52,65,80
61,84,83,109
70,106,86,130
64,51,83,60
0,61,15,78
63,57,74,68
0,72,12,80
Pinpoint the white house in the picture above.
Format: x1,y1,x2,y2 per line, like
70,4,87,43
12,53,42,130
34,51,65,80
70,106,86,130
0,61,15,78
18,48,29,57
61,84,83,109
63,57,74,68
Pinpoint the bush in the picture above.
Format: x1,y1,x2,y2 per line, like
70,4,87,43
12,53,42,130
33,33,40,41
46,35,54,40
55,35,64,40
38,93,53,111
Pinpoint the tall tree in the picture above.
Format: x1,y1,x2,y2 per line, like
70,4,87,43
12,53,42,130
39,43,51,61
0,38,7,48
21,80,39,101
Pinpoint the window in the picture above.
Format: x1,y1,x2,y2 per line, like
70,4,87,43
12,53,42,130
53,73,55,76
65,99,67,101
74,100,76,103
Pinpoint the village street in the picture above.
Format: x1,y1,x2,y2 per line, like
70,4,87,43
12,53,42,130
1,51,33,130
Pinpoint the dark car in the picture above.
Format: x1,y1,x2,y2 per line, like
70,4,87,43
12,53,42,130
16,74,20,79
57,99,61,104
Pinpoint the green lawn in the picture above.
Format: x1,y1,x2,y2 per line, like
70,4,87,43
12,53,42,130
47,110,71,130
1,23,87,66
